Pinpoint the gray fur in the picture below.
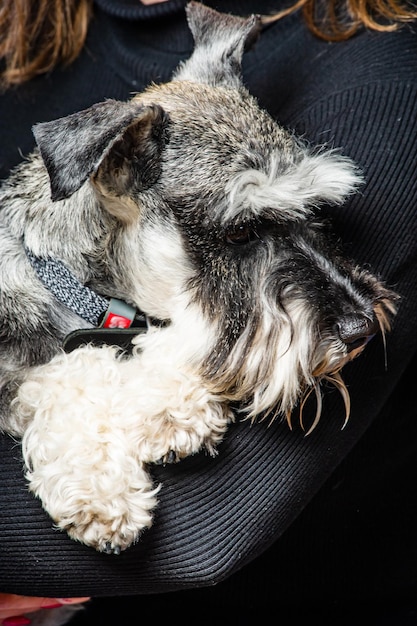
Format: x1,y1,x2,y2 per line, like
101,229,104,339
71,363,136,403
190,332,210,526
33,101,168,201
174,2,261,86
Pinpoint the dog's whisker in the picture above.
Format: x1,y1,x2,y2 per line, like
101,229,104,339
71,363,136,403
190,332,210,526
323,371,351,428
285,408,293,431
298,381,322,435
304,382,323,435
374,299,398,370
298,386,314,432
265,406,281,428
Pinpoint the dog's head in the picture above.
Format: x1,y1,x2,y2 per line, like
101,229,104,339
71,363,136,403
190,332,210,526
32,2,397,429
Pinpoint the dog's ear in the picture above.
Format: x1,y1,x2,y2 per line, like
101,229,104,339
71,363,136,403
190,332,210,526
33,100,168,202
174,1,261,88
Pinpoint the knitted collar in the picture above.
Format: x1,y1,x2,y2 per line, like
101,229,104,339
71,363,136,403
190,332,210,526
25,249,146,330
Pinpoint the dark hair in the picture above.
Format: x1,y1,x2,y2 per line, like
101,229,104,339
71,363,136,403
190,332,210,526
0,0,92,88
262,0,417,40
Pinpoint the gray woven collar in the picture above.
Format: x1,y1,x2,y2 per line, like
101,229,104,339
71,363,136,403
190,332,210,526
25,249,137,328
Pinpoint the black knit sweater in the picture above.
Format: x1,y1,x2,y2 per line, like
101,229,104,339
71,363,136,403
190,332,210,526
1,0,416,620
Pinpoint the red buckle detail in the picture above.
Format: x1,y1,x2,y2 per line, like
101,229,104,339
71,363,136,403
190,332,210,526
102,312,133,329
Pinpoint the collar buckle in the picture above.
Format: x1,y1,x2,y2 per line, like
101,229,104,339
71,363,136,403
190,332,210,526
100,298,137,329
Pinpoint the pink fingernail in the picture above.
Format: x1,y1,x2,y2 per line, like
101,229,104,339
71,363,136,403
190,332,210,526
55,598,89,604
55,599,76,605
3,617,31,626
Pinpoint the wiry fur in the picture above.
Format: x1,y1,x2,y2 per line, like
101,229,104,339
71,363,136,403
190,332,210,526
0,1,397,562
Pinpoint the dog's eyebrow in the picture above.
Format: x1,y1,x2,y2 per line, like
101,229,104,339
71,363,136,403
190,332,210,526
221,151,361,224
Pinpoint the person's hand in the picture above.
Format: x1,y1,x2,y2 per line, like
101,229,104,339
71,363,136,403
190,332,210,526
0,594,90,625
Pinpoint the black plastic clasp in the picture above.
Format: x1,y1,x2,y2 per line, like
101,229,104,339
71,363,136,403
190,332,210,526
63,313,148,353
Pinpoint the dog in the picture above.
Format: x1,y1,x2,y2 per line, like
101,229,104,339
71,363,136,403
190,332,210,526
0,0,397,566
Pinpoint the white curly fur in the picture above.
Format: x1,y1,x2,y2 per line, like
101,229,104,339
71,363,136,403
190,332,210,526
14,335,232,552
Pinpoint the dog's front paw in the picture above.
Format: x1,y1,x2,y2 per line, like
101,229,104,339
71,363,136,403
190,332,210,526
153,449,179,465
62,480,159,553
20,353,162,553
137,398,233,464
27,462,160,553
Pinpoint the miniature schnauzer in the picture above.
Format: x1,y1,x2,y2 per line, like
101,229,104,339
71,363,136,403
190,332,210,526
0,0,397,569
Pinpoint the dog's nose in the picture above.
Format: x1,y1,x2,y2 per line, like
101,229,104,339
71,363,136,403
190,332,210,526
335,314,379,352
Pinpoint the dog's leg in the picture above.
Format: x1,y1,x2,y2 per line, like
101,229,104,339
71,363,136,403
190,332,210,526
12,342,231,552
14,346,159,553
120,354,233,465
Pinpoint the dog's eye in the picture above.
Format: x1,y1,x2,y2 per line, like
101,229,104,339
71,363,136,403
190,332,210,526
225,224,257,245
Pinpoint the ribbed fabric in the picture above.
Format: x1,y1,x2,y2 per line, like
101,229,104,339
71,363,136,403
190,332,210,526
93,0,186,19
0,0,416,617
